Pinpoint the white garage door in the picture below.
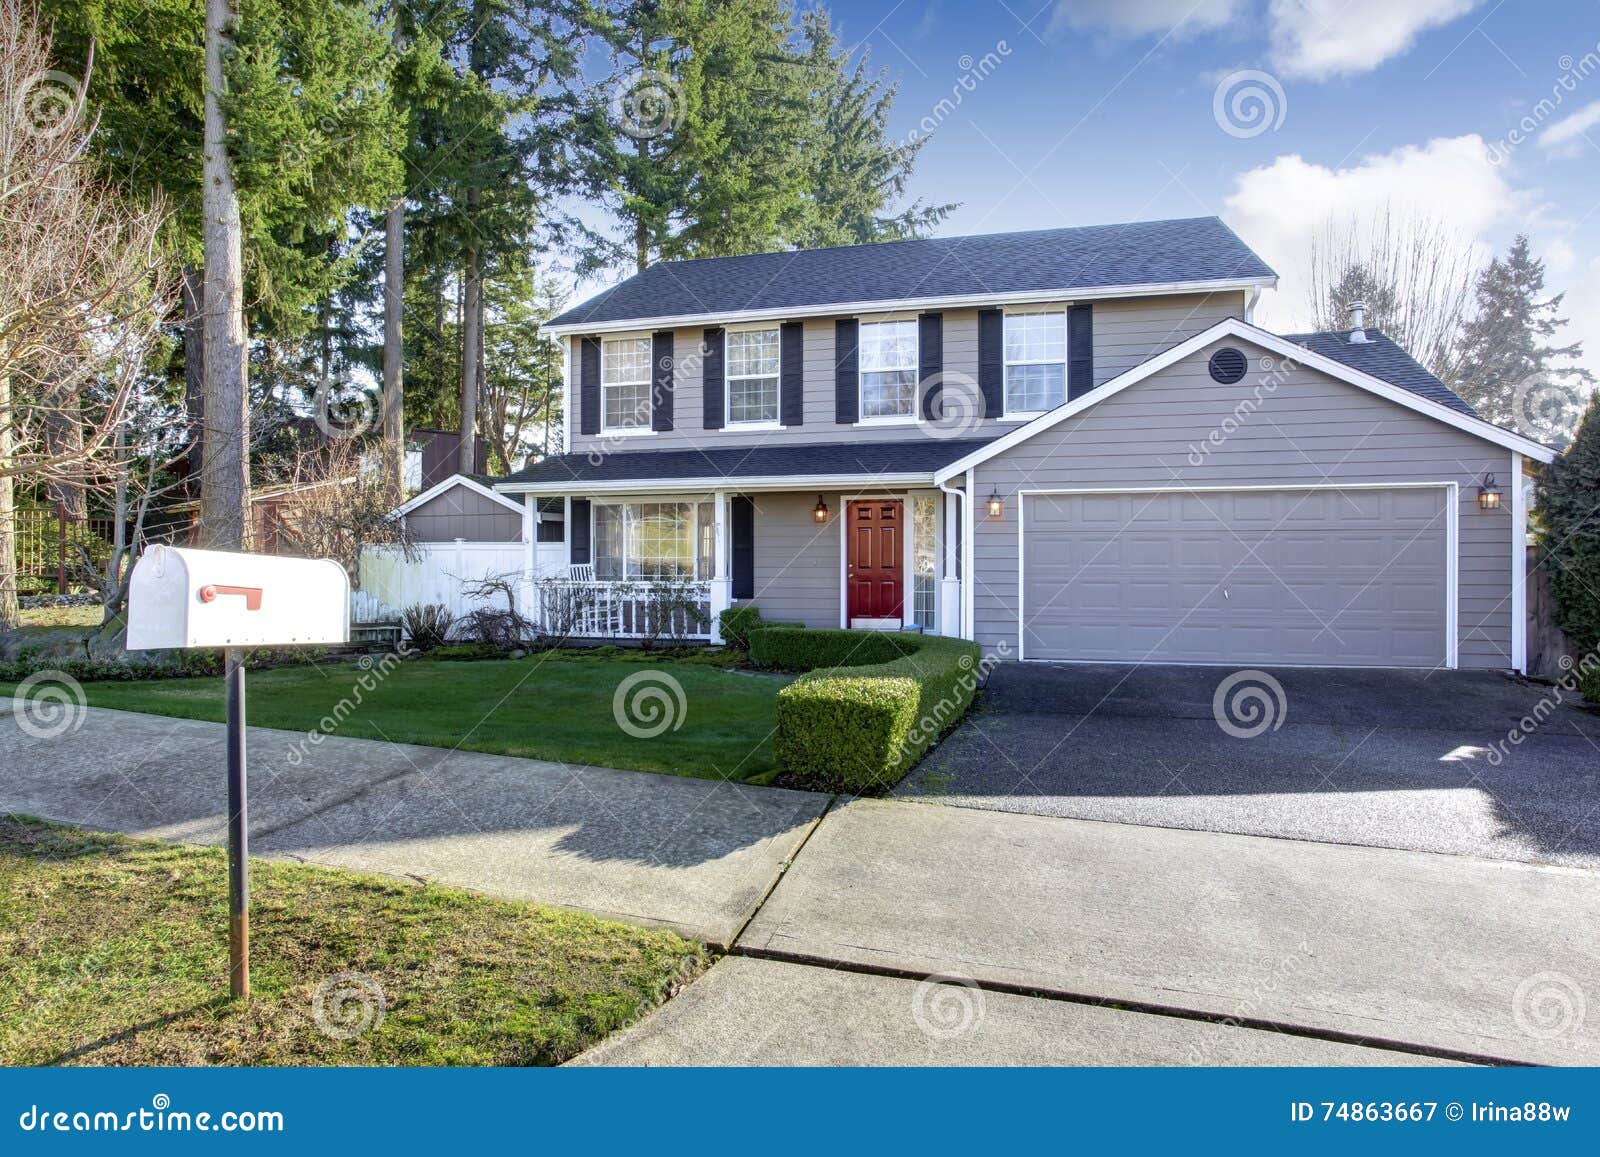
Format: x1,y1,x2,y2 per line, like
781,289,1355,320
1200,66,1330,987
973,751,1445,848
1021,487,1450,667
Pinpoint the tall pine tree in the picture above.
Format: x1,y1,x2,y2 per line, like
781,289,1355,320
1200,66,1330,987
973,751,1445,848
1454,235,1595,441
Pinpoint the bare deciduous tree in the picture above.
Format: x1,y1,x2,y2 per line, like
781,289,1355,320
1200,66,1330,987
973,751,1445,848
263,437,415,583
1308,206,1479,383
0,0,173,630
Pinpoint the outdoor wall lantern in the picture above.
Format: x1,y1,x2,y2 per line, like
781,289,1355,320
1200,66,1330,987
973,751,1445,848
1478,473,1502,511
986,489,1006,518
813,495,829,524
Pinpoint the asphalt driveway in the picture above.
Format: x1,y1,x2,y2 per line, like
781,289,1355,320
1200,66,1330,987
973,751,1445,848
896,663,1600,868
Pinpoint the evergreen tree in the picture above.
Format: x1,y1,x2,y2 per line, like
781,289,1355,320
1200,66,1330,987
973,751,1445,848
1537,393,1600,655
1454,235,1595,440
791,8,952,248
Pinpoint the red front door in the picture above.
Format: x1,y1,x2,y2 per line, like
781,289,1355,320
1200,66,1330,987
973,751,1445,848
847,500,903,621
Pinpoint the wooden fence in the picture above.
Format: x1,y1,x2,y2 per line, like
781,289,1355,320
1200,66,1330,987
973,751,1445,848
1525,545,1578,678
12,506,121,594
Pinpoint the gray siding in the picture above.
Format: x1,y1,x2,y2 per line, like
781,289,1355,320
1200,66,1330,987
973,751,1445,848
744,490,842,627
567,292,1248,454
406,483,524,543
969,335,1515,669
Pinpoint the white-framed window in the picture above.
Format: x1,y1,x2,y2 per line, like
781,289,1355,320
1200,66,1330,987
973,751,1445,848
912,492,937,630
593,500,715,580
726,327,781,425
1004,310,1067,415
601,335,652,430
859,318,919,419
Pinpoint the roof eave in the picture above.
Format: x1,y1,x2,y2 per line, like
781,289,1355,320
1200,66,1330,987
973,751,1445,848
541,275,1278,338
495,471,939,496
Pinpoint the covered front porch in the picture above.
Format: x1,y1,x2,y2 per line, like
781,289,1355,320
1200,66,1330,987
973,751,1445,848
500,485,969,644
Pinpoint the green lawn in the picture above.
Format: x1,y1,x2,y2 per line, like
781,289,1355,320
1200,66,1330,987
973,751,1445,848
19,651,791,782
0,817,707,1066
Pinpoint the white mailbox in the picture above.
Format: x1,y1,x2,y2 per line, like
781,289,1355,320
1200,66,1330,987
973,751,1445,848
127,545,350,650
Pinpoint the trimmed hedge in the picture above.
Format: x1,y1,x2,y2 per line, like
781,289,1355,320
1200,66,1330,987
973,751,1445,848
0,647,332,686
763,629,984,793
717,605,762,649
1582,661,1600,704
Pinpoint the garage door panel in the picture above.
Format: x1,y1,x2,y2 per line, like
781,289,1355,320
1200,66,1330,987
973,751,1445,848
1022,488,1448,667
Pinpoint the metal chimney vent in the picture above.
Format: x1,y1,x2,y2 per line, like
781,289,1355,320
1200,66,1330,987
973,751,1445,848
1346,301,1372,344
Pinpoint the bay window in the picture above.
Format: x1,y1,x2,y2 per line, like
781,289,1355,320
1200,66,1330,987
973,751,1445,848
602,335,652,430
859,318,919,419
727,327,781,424
593,501,716,580
1004,310,1067,414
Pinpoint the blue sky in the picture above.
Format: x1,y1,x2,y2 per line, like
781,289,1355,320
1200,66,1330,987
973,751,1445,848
817,0,1600,377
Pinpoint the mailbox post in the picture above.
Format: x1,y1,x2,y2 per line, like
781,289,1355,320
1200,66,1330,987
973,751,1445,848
128,546,350,999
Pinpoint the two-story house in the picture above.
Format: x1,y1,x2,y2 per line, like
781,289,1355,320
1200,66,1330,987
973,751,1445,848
492,215,1554,671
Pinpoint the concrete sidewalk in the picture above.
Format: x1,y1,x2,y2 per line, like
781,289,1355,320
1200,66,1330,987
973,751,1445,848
1,703,826,945
739,798,1600,1066
573,956,1456,1066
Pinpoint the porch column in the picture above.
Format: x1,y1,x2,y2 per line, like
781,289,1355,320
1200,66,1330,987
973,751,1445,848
939,487,962,637
709,490,732,643
520,494,536,620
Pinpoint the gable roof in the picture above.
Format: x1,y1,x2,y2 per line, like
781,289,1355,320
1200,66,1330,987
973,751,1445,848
544,216,1276,334
933,317,1556,484
1284,329,1474,415
390,473,525,519
496,438,995,494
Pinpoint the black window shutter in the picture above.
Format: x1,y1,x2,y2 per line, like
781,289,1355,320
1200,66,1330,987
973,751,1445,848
780,322,804,426
702,328,725,430
918,312,943,422
977,308,1003,417
834,318,858,424
1068,303,1094,400
570,499,591,565
651,330,674,431
731,496,754,600
579,337,601,435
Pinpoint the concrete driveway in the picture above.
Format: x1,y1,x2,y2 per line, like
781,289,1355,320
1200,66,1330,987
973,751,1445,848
897,663,1600,868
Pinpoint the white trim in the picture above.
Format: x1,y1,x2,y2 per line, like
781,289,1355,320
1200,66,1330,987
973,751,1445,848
390,473,525,520
498,472,936,497
1510,451,1527,674
724,420,783,432
540,276,1278,338
901,493,915,629
932,317,1557,483
560,336,572,452
837,500,847,629
962,469,975,641
599,332,654,434
853,416,919,428
1015,482,1460,670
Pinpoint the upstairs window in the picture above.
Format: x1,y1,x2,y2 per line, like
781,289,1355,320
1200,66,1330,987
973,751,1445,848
859,318,918,419
1004,310,1067,414
727,328,781,424
601,335,652,430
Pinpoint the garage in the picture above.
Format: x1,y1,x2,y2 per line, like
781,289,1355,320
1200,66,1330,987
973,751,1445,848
1019,486,1452,667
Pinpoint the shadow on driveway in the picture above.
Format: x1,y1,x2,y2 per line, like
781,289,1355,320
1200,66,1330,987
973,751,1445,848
897,663,1600,867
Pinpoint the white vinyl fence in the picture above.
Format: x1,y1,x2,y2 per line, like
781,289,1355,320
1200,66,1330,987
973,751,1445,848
354,541,526,623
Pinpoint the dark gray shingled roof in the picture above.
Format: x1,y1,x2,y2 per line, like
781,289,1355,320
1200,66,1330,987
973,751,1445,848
547,216,1276,328
1283,330,1476,415
498,438,996,486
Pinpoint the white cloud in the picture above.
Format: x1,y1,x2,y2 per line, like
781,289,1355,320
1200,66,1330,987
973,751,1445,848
1224,135,1516,330
1055,0,1480,78
1050,1,1245,40
1267,0,1481,80
1539,99,1600,159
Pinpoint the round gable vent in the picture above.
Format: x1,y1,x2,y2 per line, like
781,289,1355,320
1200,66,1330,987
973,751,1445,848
1208,347,1248,384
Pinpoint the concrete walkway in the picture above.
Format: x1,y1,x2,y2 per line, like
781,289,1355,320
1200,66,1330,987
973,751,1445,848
0,704,826,946
7,701,1594,1065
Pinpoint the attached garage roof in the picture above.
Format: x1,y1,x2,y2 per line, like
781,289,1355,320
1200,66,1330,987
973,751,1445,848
496,437,995,493
1284,330,1474,415
544,216,1276,333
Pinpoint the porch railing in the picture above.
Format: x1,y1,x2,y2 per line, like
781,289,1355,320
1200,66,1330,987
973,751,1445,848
531,579,718,641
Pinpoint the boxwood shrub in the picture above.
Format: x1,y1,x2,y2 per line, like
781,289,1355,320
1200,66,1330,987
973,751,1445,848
762,629,984,793
717,605,762,649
